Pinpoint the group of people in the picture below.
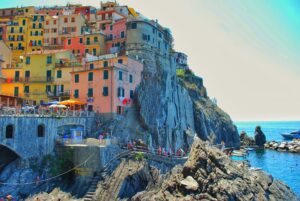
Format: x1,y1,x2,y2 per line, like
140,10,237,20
126,139,188,158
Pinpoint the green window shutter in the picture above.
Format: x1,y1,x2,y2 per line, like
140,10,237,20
103,87,108,96
74,89,79,98
88,72,93,81
57,70,62,78
26,57,30,64
75,74,79,83
103,70,109,80
88,88,93,97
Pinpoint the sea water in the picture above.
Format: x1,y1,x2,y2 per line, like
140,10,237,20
235,121,300,197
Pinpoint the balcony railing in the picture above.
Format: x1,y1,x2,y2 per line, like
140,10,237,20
23,76,54,83
84,41,99,45
47,90,70,97
55,62,82,68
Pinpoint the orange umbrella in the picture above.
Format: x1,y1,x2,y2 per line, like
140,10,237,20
58,99,85,106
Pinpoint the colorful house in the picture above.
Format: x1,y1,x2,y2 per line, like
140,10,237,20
27,14,45,52
70,54,143,115
2,49,80,104
44,14,85,49
63,33,105,61
5,16,30,60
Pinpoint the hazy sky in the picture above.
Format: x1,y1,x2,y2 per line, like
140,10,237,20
1,0,300,121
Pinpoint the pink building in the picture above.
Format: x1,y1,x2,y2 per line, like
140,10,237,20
102,18,127,55
70,55,143,115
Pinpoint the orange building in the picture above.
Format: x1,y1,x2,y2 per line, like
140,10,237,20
63,33,105,61
70,55,143,115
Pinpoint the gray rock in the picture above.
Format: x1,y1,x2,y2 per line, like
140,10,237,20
180,176,199,191
132,138,298,201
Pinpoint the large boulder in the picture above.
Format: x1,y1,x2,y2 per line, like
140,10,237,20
132,137,297,201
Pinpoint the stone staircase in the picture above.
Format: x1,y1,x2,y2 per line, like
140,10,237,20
83,172,103,201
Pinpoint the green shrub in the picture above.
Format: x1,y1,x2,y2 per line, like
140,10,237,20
176,69,185,78
134,152,145,161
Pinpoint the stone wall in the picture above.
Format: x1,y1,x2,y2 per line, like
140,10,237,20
0,116,95,159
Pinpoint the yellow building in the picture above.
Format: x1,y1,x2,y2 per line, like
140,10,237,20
27,14,45,52
6,16,30,60
2,49,81,104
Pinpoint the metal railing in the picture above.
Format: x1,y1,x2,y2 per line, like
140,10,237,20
0,107,95,118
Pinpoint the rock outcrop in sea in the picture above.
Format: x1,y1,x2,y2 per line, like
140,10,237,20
132,137,297,201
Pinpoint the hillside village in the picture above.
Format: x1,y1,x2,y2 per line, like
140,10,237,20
0,1,189,114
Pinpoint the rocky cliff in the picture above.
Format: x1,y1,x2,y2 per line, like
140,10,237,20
128,49,195,151
128,45,240,149
177,69,240,147
132,137,297,201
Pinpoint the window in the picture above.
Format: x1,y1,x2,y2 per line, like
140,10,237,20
39,23,42,28
121,31,125,38
19,27,23,33
71,17,75,23
118,71,123,80
94,37,98,42
25,70,30,79
103,61,108,67
89,63,94,70
26,56,30,64
158,33,162,38
118,59,123,64
68,39,71,45
57,70,62,78
131,23,137,29
117,87,125,97
130,90,134,99
103,70,109,79
33,16,37,21
74,89,79,98
103,87,108,96
102,24,106,30
86,37,90,45
129,74,133,83
46,85,51,92
47,56,52,64
5,125,14,139
32,23,36,29
142,34,148,41
14,87,19,97
64,18,68,23
37,124,45,137
88,88,93,97
24,86,29,93
93,48,96,56
75,74,79,83
54,20,57,25
46,20,49,25
110,24,113,30
79,38,83,43
85,49,89,54
88,72,93,81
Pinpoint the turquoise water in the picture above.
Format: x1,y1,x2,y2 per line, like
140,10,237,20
235,121,300,197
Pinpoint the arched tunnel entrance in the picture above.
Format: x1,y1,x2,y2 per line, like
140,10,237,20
0,144,20,173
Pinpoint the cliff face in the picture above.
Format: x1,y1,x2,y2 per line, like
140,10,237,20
129,45,240,148
132,138,297,201
177,70,240,147
128,49,195,151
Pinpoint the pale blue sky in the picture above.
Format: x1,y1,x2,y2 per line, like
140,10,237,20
1,0,300,121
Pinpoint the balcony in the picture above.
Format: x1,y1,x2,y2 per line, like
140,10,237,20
47,90,70,98
23,76,54,83
84,41,99,45
55,62,82,68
